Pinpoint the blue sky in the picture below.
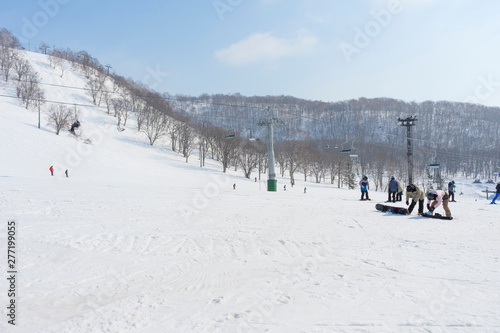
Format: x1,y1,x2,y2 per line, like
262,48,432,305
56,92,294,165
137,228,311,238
2,0,500,106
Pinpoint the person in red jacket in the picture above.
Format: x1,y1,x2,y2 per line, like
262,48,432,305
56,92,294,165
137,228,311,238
49,166,54,176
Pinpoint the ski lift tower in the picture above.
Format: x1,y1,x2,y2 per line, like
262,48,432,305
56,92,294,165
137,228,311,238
258,109,282,192
398,116,418,184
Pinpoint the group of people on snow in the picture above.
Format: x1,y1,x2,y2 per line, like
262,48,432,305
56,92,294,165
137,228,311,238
359,175,456,217
49,166,69,177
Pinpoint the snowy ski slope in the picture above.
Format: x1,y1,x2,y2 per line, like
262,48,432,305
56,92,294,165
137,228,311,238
0,51,499,332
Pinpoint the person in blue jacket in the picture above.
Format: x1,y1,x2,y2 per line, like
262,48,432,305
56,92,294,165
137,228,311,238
491,183,500,204
359,176,370,200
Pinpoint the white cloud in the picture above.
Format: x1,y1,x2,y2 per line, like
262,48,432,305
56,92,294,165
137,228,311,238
215,31,317,67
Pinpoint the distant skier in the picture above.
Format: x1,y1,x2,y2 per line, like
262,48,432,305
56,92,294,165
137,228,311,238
406,184,424,215
65,169,69,178
69,120,81,134
359,176,370,200
426,190,452,217
233,183,236,190
49,165,54,176
304,187,307,194
490,183,500,204
387,176,398,203
448,180,456,202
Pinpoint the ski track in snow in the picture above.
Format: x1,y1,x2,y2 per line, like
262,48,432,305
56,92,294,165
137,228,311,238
0,51,499,332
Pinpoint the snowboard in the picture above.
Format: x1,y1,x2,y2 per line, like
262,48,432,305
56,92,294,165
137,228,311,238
375,204,408,215
421,213,453,220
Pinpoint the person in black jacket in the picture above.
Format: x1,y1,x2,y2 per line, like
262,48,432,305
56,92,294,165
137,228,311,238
491,183,500,204
70,120,81,133
448,180,456,202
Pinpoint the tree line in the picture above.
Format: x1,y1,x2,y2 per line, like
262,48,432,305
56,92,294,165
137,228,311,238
2,27,499,192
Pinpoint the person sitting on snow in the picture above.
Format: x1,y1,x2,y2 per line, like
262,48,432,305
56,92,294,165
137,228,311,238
426,190,452,217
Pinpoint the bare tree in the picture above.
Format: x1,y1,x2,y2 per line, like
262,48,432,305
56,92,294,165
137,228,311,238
238,142,260,178
16,69,43,109
14,56,31,82
212,128,240,173
47,105,73,135
86,71,107,106
142,107,170,146
179,122,196,162
0,47,16,82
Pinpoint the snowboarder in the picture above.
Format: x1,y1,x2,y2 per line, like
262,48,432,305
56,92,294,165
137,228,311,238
426,190,452,217
490,182,500,204
448,180,457,202
49,165,54,176
69,120,81,134
387,176,398,203
359,176,370,200
396,179,404,201
406,184,424,215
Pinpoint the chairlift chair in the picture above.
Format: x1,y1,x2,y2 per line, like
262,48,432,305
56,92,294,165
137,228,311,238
225,129,236,139
427,151,440,169
428,163,440,169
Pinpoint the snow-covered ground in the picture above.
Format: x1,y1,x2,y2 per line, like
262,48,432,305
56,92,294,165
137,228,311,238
1,52,499,333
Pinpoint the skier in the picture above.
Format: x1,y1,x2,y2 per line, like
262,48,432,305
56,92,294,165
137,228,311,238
448,180,457,202
359,176,370,200
426,190,452,217
70,120,81,134
304,187,307,194
387,176,398,203
490,182,500,204
406,184,424,215
49,165,54,176
65,169,69,178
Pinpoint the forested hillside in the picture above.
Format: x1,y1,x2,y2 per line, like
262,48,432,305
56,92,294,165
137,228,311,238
2,25,498,191
170,94,500,187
